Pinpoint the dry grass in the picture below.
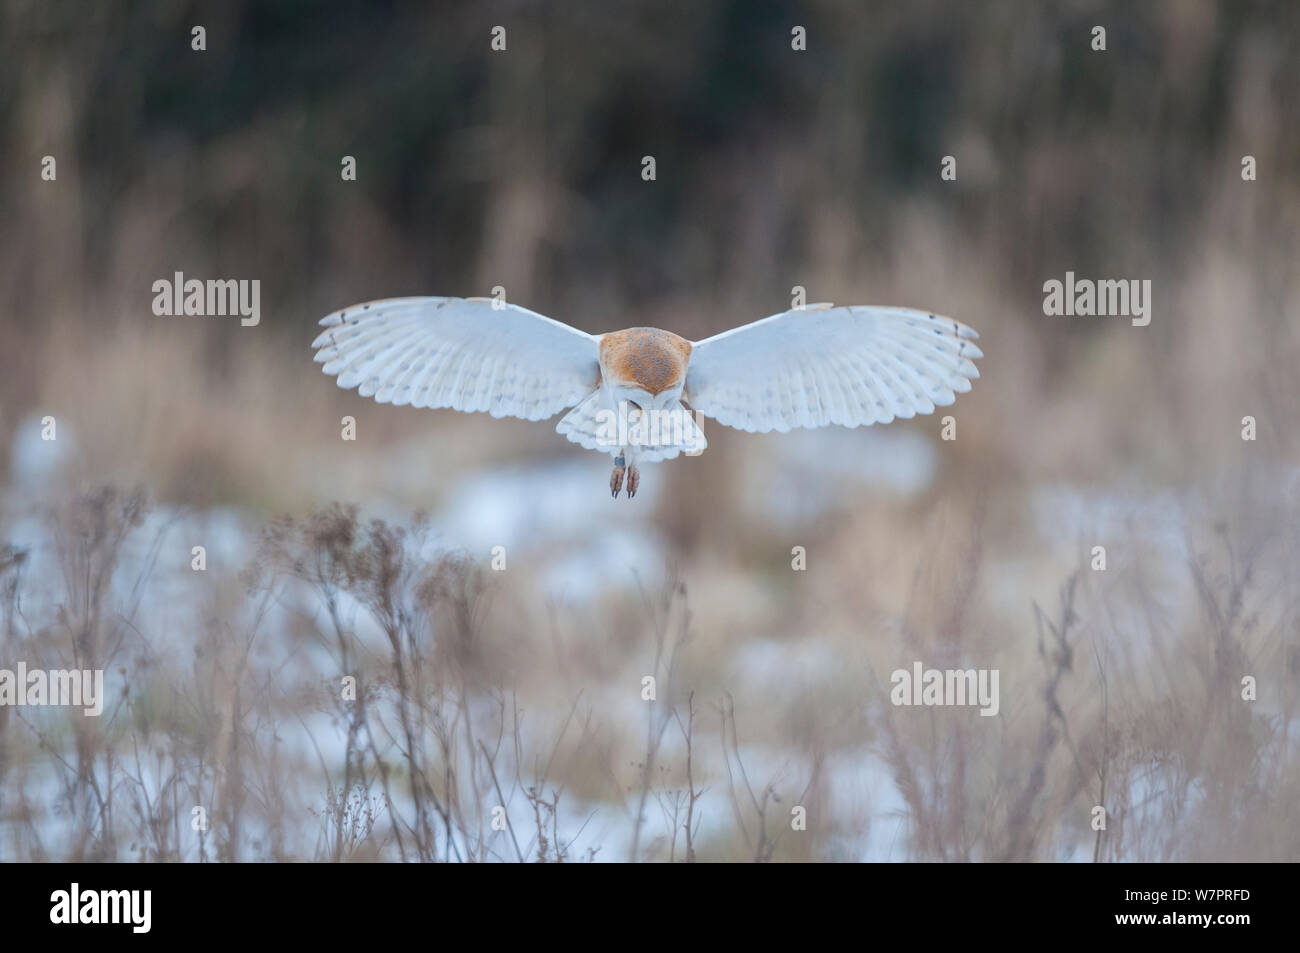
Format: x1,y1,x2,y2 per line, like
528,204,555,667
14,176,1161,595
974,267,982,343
0,478,1296,861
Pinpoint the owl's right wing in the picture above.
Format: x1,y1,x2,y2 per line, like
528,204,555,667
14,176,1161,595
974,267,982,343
685,304,982,433
312,297,600,420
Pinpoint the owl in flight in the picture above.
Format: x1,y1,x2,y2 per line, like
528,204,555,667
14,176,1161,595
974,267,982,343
312,297,982,498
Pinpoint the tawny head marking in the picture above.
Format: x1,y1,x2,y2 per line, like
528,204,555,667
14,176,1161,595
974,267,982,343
599,327,693,395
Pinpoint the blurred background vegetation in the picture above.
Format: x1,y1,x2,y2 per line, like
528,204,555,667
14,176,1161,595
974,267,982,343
0,0,1297,861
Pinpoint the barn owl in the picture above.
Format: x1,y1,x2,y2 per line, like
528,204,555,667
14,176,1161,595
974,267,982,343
312,297,982,497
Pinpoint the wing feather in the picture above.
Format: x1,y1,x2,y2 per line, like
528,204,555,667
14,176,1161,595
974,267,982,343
313,297,600,420
686,305,982,433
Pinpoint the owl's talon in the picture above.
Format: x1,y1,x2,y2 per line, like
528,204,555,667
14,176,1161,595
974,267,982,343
610,464,625,497
626,464,639,499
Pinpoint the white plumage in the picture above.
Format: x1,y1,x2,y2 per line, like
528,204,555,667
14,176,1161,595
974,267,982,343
312,297,599,420
312,296,982,497
686,302,982,433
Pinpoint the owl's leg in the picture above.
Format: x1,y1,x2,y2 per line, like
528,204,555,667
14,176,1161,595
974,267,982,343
623,411,641,499
610,454,626,498
610,451,640,499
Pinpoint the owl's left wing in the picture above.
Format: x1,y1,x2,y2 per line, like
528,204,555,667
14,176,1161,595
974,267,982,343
312,297,600,420
685,304,982,433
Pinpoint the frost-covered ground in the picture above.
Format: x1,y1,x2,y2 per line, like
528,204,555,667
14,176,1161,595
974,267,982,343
3,417,1295,862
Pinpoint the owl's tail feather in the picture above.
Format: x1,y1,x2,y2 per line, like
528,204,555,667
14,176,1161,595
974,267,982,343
556,391,608,452
556,393,707,462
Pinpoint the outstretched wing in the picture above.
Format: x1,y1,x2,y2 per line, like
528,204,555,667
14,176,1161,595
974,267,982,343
685,304,982,433
312,297,600,420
